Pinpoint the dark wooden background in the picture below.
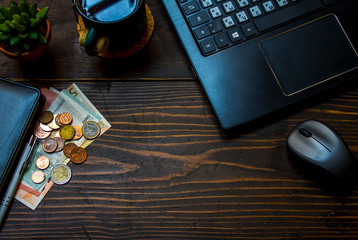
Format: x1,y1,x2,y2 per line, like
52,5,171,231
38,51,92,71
1,0,358,239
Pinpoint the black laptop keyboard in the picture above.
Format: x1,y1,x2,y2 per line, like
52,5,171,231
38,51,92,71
177,0,335,56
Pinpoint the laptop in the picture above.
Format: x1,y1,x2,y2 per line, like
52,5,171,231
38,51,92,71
161,0,358,129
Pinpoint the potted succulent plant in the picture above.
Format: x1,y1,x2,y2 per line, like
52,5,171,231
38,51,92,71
0,0,50,61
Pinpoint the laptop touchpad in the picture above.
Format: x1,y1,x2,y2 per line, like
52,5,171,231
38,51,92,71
259,14,358,96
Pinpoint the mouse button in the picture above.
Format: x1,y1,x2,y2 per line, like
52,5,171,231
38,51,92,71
287,131,331,162
310,123,341,150
298,128,312,137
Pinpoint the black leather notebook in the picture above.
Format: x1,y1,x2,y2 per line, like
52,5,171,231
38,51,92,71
0,78,43,196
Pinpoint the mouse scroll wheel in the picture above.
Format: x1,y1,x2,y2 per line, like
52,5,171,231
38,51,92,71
298,128,312,138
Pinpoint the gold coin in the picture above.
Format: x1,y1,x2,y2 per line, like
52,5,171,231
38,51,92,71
54,137,65,152
70,146,87,164
39,111,53,124
82,121,101,140
36,156,50,170
63,143,77,158
33,122,51,139
59,125,75,140
42,138,58,153
48,114,61,130
32,170,45,184
59,112,73,125
72,125,83,140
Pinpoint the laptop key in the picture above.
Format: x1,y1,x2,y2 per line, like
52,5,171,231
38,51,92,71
276,0,289,7
222,16,236,28
200,0,214,8
214,33,230,48
241,22,258,37
237,0,249,8
236,10,249,23
228,27,244,42
262,1,276,12
223,1,236,13
182,1,201,15
194,25,211,39
249,6,263,18
209,6,223,18
188,11,210,27
200,38,216,54
254,0,323,32
208,20,223,34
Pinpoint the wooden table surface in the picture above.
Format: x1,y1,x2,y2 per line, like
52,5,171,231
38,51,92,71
1,0,358,239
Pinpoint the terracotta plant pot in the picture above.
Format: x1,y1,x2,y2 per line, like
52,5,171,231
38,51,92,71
0,17,51,61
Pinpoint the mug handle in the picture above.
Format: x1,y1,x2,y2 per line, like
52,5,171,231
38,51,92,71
85,27,97,56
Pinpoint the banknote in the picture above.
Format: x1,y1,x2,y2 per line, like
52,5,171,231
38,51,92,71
22,90,102,191
15,84,111,209
15,158,71,210
66,83,111,134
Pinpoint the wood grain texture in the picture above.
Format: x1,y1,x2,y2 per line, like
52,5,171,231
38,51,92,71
0,81,358,239
1,0,358,238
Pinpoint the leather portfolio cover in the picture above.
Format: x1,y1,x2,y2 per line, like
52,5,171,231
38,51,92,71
0,78,43,196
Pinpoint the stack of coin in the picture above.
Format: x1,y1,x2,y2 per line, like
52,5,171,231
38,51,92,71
32,110,101,185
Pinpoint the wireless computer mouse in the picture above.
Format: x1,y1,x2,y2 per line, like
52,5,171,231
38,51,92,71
286,119,358,182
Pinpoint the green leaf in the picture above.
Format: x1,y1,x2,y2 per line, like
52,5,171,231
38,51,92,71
29,17,36,27
0,32,11,41
23,42,32,51
29,3,37,18
0,7,12,20
15,24,25,32
0,23,11,33
12,14,22,24
18,32,28,38
29,30,38,40
5,19,16,29
9,3,21,15
19,0,30,15
21,12,30,25
35,6,49,21
38,33,46,44
9,35,20,46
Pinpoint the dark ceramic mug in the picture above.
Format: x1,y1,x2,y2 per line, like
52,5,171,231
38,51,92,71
72,0,147,55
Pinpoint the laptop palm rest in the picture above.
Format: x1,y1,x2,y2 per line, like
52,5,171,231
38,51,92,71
259,14,358,96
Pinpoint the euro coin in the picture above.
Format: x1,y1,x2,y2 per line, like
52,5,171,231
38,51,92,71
39,111,53,124
40,122,52,132
51,164,71,185
70,146,87,164
34,122,51,139
59,112,72,125
60,125,75,140
63,143,77,158
43,138,58,153
82,121,101,140
32,170,45,184
72,125,83,140
36,156,50,170
55,114,63,126
48,114,61,130
54,130,61,138
54,137,65,152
